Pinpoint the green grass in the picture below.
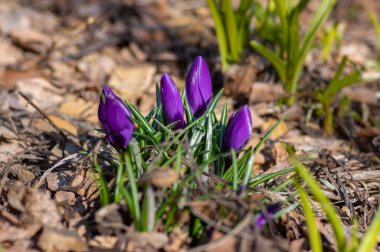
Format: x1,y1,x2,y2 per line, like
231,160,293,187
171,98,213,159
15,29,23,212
208,0,254,70
251,0,337,104
316,56,361,134
293,159,380,252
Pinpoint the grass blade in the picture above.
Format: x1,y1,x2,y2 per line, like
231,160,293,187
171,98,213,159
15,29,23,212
295,179,323,252
208,0,229,70
124,147,141,225
215,103,228,175
251,41,287,82
293,159,346,251
253,113,287,154
231,149,238,191
141,186,156,232
222,0,240,61
356,206,380,252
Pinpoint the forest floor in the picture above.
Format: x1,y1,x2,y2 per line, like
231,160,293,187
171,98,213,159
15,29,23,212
0,0,379,251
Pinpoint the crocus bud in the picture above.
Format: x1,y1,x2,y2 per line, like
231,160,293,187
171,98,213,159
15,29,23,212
160,73,185,130
98,86,134,150
224,105,252,151
255,203,280,227
185,56,212,117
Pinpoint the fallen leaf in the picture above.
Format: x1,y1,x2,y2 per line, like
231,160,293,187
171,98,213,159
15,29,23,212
340,43,372,64
54,191,76,204
89,235,118,249
10,165,35,183
342,86,378,105
0,222,40,242
70,168,98,201
95,204,125,235
139,167,179,188
77,53,114,82
262,118,289,140
0,6,57,34
250,82,288,103
7,182,61,228
204,230,236,252
283,132,351,153
224,64,256,98
127,231,169,251
48,115,78,136
46,170,75,192
38,227,87,252
58,95,98,124
10,30,52,54
0,37,23,66
273,142,289,164
0,125,23,160
109,64,156,102
16,77,63,112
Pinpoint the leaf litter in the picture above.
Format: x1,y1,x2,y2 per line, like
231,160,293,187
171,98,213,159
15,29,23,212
0,0,379,251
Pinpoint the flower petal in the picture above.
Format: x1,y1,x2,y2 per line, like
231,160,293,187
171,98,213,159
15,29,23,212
160,73,185,129
224,105,252,151
185,56,212,117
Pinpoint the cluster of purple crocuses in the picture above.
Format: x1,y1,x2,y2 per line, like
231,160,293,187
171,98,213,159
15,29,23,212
98,56,252,153
97,56,280,228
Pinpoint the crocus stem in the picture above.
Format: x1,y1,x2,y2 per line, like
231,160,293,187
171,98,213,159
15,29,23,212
124,147,141,223
114,152,125,202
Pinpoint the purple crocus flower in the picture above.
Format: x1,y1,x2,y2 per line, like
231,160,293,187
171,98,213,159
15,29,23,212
255,203,281,227
98,86,134,150
160,73,185,130
185,56,212,117
224,105,252,151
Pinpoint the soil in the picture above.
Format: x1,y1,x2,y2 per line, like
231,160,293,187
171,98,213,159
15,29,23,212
0,0,379,251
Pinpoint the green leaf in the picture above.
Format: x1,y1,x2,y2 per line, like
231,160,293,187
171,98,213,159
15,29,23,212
126,100,159,146
369,12,380,60
293,159,346,251
251,41,286,82
163,89,224,153
231,149,238,191
202,116,214,174
92,158,110,206
253,113,287,154
124,147,141,226
295,179,323,252
152,118,180,144
114,153,125,202
249,167,294,187
141,186,156,232
222,0,240,61
356,205,380,252
208,0,229,70
215,103,228,175
292,0,336,93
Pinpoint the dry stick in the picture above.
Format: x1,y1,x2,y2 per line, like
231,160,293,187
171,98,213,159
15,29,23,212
0,156,12,198
34,153,82,188
18,91,67,141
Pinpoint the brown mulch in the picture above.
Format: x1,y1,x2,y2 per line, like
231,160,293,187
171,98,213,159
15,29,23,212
0,0,379,251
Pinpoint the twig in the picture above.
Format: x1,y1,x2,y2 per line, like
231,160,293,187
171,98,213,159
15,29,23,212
0,155,12,199
34,153,83,188
18,91,67,141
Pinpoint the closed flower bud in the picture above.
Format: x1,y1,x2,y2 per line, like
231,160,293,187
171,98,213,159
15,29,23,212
98,86,134,150
160,73,185,130
224,105,252,151
255,203,280,227
185,56,212,117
